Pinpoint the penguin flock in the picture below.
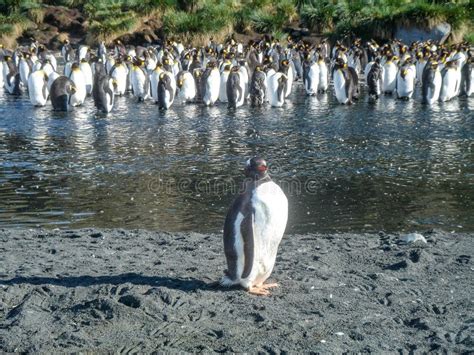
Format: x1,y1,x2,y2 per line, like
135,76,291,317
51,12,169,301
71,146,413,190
1,36,472,113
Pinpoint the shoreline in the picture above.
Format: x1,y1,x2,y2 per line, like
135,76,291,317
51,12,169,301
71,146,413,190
0,228,472,352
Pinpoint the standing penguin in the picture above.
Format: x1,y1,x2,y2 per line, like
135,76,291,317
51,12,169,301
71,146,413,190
79,58,93,95
92,74,116,113
50,76,76,111
267,71,287,107
3,55,22,95
201,61,220,106
157,71,176,110
367,59,383,101
150,64,164,103
219,64,231,103
176,70,196,103
68,63,87,106
422,61,442,105
249,65,266,107
317,57,329,93
227,66,245,109
109,59,128,96
396,60,416,100
439,60,459,102
303,57,319,96
220,157,288,296
383,55,398,94
460,57,473,97
333,58,355,104
130,58,149,102
279,59,293,98
27,69,49,106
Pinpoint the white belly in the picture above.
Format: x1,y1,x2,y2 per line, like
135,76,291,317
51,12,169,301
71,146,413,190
219,71,229,103
28,71,48,106
383,63,397,92
440,69,458,102
396,69,415,98
69,71,87,106
333,70,348,104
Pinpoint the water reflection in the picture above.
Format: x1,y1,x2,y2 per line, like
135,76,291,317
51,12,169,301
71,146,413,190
0,83,473,233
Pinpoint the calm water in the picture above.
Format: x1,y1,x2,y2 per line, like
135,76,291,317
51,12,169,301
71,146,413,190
0,83,473,234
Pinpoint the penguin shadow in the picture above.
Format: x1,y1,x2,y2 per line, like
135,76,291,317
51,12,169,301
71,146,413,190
0,273,223,292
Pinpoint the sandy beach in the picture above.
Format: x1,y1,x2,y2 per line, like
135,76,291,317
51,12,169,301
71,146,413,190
0,228,472,353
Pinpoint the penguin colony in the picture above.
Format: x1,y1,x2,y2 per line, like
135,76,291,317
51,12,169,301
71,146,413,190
1,36,472,112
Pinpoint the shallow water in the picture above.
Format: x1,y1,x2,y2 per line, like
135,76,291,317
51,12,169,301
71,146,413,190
0,83,473,234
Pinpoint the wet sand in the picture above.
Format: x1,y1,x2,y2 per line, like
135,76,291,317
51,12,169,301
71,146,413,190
0,228,472,353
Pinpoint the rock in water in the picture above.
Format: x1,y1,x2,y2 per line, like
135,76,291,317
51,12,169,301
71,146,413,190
402,233,427,244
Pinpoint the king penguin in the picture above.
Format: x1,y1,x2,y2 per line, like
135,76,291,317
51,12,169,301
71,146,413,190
367,59,383,101
396,59,416,100
201,61,220,106
220,157,288,296
303,56,319,96
249,65,266,107
439,60,459,102
92,74,116,113
68,63,87,106
422,60,442,105
176,70,196,103
3,55,22,95
460,57,473,97
333,58,355,104
227,66,245,109
50,76,76,111
157,71,176,110
27,69,49,106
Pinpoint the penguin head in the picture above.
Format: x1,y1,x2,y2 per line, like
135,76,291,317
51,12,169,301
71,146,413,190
71,63,80,72
245,157,268,180
67,84,77,94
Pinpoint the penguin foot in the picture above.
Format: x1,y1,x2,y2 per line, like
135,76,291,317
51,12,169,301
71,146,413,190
248,283,278,296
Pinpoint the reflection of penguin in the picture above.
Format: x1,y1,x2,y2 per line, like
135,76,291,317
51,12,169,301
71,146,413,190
333,58,355,104
68,63,86,106
227,66,245,109
396,60,416,100
157,71,176,110
267,72,287,107
176,70,196,102
367,59,383,101
3,56,22,95
460,58,473,97
422,61,442,105
92,74,116,113
50,76,76,111
27,69,49,106
220,157,288,296
439,60,459,102
249,65,266,107
202,61,220,106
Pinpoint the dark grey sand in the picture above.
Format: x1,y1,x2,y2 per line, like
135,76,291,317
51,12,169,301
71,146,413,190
0,229,472,353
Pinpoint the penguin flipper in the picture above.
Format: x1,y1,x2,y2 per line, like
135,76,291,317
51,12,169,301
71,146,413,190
240,211,255,280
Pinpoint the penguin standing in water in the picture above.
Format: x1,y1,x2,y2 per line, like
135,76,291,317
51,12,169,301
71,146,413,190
79,58,93,95
439,60,459,102
460,57,473,97
219,64,231,103
92,74,116,113
333,58,355,104
50,76,76,111
201,61,220,106
279,59,293,98
176,70,196,103
317,56,329,93
422,61,442,105
27,69,49,107
383,55,398,94
220,157,288,296
267,71,287,107
18,53,32,88
110,59,128,95
303,55,319,96
3,55,22,95
396,59,416,100
367,59,383,101
68,63,87,106
227,66,245,109
150,63,164,103
157,71,176,110
130,58,149,102
249,65,266,107
193,68,204,103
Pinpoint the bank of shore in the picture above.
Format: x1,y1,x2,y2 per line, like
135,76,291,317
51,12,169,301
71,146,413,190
0,228,472,352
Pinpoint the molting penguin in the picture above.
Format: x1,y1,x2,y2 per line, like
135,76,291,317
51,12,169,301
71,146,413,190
220,157,288,296
396,60,416,100
333,58,355,104
68,63,87,106
227,66,245,109
201,61,220,106
421,61,442,105
249,65,266,107
50,76,76,111
27,69,49,106
267,71,287,107
92,74,116,113
157,71,176,110
439,60,459,102
367,59,383,101
176,70,196,103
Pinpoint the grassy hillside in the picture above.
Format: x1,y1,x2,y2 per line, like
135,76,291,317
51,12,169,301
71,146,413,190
0,0,472,47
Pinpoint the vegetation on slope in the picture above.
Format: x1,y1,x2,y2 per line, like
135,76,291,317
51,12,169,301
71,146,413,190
0,0,472,46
